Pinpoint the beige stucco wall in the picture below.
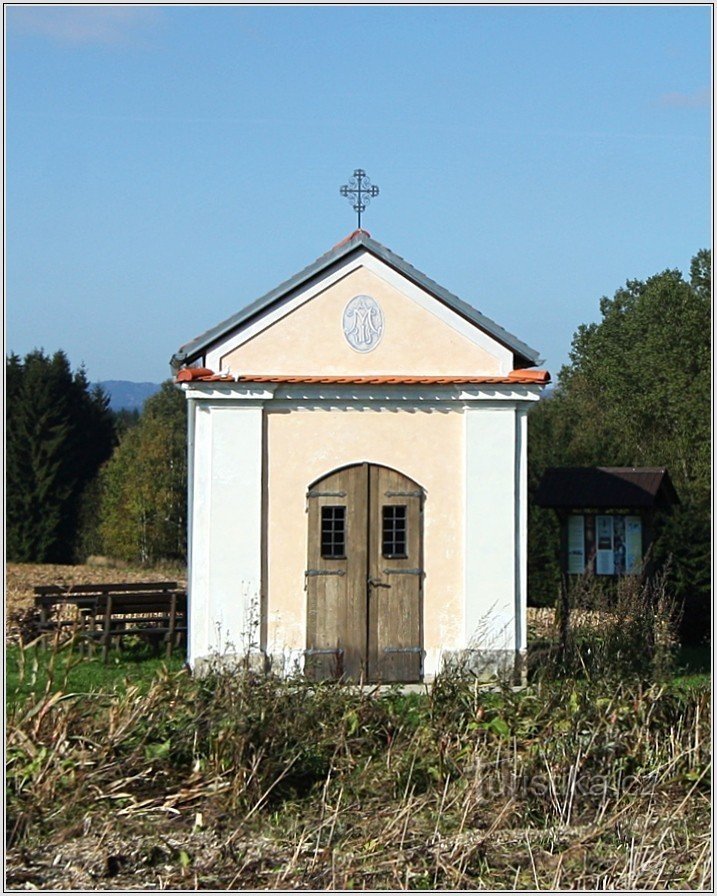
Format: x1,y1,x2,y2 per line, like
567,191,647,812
221,266,503,377
265,406,465,662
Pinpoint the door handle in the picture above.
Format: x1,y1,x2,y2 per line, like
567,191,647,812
368,577,390,588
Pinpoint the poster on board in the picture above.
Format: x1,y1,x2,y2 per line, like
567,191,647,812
567,514,585,574
625,516,643,573
596,515,614,575
613,515,626,575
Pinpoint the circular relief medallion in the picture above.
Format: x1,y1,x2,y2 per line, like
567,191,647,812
342,294,384,353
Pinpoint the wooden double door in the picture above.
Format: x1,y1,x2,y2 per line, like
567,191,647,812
305,463,424,683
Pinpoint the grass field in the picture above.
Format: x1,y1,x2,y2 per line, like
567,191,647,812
5,641,186,704
5,638,709,708
5,563,712,890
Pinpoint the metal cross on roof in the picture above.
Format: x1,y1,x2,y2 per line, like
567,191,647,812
340,168,379,230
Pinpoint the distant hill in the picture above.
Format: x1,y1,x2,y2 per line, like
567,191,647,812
96,381,161,412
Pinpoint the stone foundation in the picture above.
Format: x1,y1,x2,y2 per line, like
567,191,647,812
439,649,527,685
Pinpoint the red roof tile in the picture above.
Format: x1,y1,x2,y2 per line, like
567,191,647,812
236,374,551,385
176,367,234,382
331,229,371,250
507,369,550,383
176,368,551,386
176,367,213,381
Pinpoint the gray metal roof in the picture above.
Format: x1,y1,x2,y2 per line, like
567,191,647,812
170,230,542,370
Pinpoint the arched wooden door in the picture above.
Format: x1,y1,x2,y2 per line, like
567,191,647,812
305,463,424,683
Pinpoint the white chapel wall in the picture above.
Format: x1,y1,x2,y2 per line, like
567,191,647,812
188,402,263,667
464,405,519,653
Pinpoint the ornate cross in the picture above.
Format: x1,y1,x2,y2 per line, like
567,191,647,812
340,168,379,230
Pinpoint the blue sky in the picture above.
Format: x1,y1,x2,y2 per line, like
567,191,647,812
6,5,711,383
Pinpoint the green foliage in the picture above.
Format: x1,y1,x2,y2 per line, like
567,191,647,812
98,381,187,564
558,262,710,489
5,350,115,563
112,407,141,436
527,398,565,606
528,251,711,639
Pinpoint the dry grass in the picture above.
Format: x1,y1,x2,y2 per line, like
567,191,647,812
5,661,711,890
527,606,620,641
4,565,711,890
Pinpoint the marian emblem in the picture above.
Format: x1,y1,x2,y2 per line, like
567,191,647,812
343,295,384,353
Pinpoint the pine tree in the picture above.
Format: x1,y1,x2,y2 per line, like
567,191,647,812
5,350,115,563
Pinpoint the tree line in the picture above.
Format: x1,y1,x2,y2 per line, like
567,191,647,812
6,249,710,641
528,249,711,643
5,355,186,567
6,351,115,563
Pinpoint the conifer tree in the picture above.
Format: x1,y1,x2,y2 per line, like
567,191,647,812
5,350,115,562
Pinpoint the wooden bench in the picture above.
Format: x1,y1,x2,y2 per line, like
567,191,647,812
33,582,187,661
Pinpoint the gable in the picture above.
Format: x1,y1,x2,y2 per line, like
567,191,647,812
172,231,542,376
214,258,511,377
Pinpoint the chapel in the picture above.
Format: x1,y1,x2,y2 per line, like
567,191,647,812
172,229,549,681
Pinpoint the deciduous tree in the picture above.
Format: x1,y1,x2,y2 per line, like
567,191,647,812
98,381,187,565
528,251,711,642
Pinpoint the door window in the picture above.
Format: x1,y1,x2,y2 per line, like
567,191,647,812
320,506,346,558
382,505,407,558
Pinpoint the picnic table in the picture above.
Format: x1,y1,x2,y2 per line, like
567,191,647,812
33,581,187,661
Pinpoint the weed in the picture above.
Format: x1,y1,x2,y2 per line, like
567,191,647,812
4,562,710,890
535,565,682,684
5,645,710,889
